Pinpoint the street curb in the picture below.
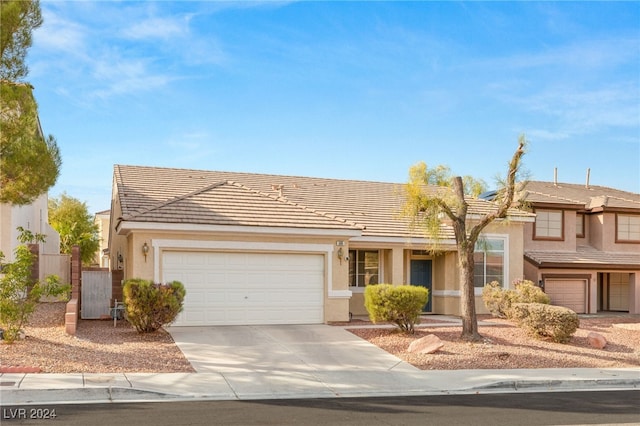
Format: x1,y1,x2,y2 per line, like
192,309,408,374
0,387,180,406
2,380,638,406
471,379,640,391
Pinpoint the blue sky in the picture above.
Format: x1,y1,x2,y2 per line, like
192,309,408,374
28,1,640,214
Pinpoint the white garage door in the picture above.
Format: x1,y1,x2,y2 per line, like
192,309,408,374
545,279,587,313
163,251,325,326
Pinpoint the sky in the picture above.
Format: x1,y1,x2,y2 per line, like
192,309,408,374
27,1,640,214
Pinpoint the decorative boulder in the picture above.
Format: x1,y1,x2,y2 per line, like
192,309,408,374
408,334,444,354
587,331,607,349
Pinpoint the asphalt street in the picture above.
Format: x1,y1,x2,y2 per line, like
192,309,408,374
1,390,638,426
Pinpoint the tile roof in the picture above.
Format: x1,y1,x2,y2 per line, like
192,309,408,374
525,245,640,269
114,165,533,239
520,181,640,211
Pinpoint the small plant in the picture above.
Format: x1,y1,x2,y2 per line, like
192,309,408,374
0,228,70,343
511,303,579,343
364,284,428,334
482,279,550,319
123,279,186,333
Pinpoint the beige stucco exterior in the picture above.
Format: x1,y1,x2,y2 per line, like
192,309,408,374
108,165,539,324
111,209,531,322
522,196,640,314
346,220,528,317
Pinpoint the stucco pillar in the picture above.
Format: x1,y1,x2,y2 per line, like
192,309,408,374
391,247,404,285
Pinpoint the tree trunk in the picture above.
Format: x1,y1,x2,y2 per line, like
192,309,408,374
459,244,482,341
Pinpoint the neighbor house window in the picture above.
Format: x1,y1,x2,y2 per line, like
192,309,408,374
616,214,640,242
349,250,379,287
474,238,505,287
576,213,585,238
534,209,563,240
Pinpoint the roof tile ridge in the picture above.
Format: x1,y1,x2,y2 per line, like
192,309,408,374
604,194,640,205
227,181,365,229
526,189,584,205
123,180,229,220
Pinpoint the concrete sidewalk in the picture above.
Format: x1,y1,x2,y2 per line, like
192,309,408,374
2,319,639,405
2,368,638,405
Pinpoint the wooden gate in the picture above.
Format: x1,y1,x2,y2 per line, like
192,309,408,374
81,270,112,319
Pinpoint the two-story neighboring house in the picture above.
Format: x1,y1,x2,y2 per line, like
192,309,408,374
0,193,61,261
518,181,640,314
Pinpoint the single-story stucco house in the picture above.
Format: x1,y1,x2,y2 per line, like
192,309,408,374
108,165,535,326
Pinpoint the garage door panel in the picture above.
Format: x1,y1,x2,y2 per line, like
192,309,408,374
164,251,324,326
545,279,586,313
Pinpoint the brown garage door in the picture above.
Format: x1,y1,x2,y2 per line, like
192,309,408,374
545,279,587,313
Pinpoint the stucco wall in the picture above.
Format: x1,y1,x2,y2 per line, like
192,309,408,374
118,229,352,322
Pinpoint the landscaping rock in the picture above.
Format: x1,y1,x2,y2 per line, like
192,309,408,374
407,334,444,354
587,331,607,349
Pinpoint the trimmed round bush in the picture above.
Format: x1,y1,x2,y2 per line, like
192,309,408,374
123,279,186,333
511,302,579,343
364,284,429,334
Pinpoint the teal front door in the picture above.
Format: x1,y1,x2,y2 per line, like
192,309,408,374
410,259,432,312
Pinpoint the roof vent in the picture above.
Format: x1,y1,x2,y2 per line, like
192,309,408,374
586,168,591,189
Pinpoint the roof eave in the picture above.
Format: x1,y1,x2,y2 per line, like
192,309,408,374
116,220,362,238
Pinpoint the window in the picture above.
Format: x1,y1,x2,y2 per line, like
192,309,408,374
474,239,505,287
576,213,585,238
349,250,379,287
617,214,640,242
534,209,563,240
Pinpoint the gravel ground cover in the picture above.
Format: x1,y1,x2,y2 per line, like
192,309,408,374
348,315,640,370
0,302,194,373
1,303,638,372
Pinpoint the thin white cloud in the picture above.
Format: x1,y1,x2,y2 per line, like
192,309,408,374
121,16,191,40
484,36,638,71
34,8,86,53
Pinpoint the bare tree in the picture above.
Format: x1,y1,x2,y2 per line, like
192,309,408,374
403,136,527,341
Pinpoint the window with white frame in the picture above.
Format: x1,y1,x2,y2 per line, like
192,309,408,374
348,249,379,287
617,214,640,242
534,209,563,239
474,238,505,287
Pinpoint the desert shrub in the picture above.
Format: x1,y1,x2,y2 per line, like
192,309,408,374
123,279,186,333
513,279,551,305
0,228,70,343
482,281,517,318
364,284,428,334
511,303,579,343
482,279,550,318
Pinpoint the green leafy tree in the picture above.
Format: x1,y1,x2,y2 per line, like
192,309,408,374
0,227,69,343
403,136,527,341
48,193,100,265
1,0,61,205
1,0,42,81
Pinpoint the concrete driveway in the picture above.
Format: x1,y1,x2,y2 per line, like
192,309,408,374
166,324,429,399
167,324,416,374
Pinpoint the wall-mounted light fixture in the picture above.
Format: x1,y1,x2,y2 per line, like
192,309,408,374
142,242,149,262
